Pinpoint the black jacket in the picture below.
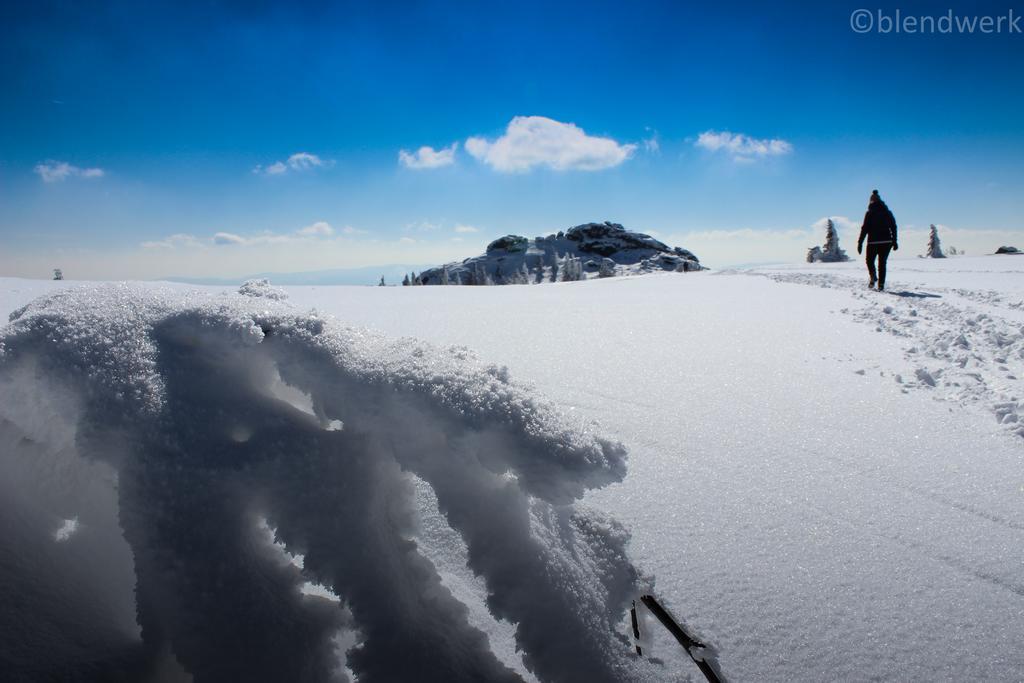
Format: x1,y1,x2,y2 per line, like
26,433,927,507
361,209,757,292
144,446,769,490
858,202,898,247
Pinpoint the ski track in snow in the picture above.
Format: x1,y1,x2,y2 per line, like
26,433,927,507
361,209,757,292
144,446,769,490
747,267,1024,439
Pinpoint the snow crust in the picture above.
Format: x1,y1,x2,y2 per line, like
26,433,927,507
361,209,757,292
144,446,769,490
0,282,661,682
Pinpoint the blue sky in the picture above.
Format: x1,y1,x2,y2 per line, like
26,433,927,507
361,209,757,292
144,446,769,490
2,0,1022,278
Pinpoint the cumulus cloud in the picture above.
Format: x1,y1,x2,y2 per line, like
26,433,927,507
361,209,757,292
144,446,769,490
144,222,345,250
253,152,332,176
398,143,458,170
34,160,105,183
454,224,479,233
296,221,334,237
465,116,636,172
404,220,440,233
141,233,205,250
213,232,248,246
695,130,793,162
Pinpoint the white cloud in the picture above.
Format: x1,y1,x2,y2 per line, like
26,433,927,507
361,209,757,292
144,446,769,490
297,221,334,237
34,160,105,183
145,221,360,250
213,232,248,245
254,152,332,176
642,127,660,154
465,116,636,172
141,233,204,249
695,130,793,162
453,224,479,233
812,216,861,234
398,142,458,169
399,236,417,244
404,220,440,232
286,152,326,171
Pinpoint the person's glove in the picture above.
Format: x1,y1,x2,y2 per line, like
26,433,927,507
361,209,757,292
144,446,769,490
857,243,863,255
893,243,899,251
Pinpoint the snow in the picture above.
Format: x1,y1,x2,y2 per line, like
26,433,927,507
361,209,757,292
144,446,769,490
1,253,1022,681
53,517,80,542
0,280,655,682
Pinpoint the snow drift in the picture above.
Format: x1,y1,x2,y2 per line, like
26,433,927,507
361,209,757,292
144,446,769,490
0,280,662,682
412,222,703,285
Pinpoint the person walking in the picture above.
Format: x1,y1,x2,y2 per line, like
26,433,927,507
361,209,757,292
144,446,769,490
857,189,898,291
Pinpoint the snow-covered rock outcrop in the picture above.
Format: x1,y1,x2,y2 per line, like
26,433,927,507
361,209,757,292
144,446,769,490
0,283,664,682
413,222,702,285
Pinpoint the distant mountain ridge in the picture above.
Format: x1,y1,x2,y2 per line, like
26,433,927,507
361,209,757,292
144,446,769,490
411,222,703,286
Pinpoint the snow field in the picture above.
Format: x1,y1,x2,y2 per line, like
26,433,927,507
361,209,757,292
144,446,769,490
1,254,1021,681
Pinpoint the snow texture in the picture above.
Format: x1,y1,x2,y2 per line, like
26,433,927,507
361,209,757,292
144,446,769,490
0,283,662,682
274,258,1023,683
752,256,1024,439
2,255,1023,682
414,222,702,285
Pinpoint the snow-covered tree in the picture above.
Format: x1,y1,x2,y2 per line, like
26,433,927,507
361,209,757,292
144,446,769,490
598,259,616,278
402,274,410,286
441,267,449,285
379,275,386,286
562,255,584,281
547,251,560,282
807,219,850,263
470,262,492,286
52,268,64,281
925,224,945,258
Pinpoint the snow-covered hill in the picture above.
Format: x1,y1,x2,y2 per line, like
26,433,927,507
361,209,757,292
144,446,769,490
1,254,1022,682
412,222,702,285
